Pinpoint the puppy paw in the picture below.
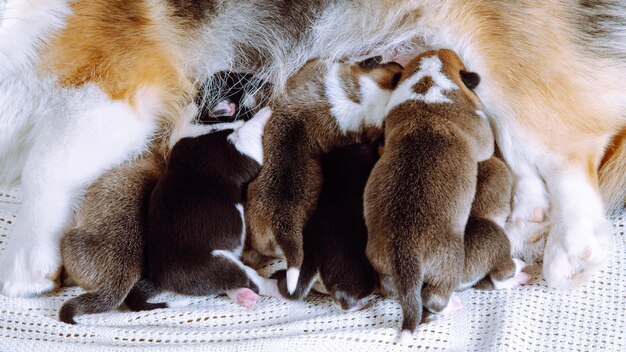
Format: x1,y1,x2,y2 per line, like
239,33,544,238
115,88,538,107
492,258,531,289
542,217,610,289
235,288,260,308
440,293,462,314
0,244,60,297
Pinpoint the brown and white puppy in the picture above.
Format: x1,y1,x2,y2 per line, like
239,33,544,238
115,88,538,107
126,108,278,311
246,58,403,295
271,143,380,311
364,49,495,341
460,157,531,291
59,151,165,324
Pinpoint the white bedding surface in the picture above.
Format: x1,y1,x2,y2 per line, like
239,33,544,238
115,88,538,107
0,187,624,352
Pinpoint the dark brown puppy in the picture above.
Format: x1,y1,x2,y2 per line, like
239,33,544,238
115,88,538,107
460,157,531,290
246,57,403,294
59,151,165,324
126,108,278,311
272,143,380,311
364,49,495,341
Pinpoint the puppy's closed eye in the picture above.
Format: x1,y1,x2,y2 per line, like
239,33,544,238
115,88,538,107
460,70,480,90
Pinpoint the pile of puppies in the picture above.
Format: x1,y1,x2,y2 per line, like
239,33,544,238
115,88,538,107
59,50,529,341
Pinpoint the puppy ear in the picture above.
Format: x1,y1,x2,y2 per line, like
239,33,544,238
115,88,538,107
460,70,480,90
359,56,384,70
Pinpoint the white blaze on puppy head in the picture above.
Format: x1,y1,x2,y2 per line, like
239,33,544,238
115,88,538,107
386,55,459,113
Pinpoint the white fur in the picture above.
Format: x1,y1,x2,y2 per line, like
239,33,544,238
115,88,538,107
325,63,364,133
0,84,159,297
227,107,272,165
0,0,70,75
541,167,611,288
475,110,487,120
491,258,530,289
286,267,300,295
232,203,246,257
324,63,392,133
386,55,458,113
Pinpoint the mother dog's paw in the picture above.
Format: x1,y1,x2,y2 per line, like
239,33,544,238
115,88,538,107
0,244,60,297
542,216,610,289
507,174,551,263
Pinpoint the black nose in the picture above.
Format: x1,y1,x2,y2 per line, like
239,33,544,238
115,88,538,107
460,70,481,90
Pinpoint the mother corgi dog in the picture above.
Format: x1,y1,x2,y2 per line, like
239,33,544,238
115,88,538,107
0,0,624,296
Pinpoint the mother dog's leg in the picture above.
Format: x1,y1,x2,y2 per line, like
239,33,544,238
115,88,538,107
0,0,194,297
0,85,160,297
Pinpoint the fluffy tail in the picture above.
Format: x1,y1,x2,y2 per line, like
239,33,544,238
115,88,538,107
392,239,423,342
599,130,625,217
124,279,167,312
59,285,131,325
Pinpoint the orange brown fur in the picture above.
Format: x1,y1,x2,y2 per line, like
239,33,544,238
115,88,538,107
42,0,193,136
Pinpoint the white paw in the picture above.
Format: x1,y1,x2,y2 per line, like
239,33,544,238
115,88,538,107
491,258,531,289
439,293,463,314
0,243,60,297
542,218,610,289
398,330,414,345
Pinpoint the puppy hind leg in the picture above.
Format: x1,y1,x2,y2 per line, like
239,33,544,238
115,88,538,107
490,258,531,289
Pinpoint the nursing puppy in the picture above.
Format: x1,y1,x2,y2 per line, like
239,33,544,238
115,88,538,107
246,58,403,294
1,0,625,298
126,108,278,311
272,143,380,311
460,157,531,291
364,49,498,340
59,152,164,324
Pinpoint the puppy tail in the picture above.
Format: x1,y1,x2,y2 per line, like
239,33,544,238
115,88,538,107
124,279,167,312
392,238,423,342
59,285,131,325
599,130,625,217
271,256,318,300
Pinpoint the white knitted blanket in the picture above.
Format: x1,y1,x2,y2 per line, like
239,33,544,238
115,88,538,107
0,187,624,352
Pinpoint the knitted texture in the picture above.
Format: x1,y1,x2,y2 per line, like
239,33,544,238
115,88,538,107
0,187,624,352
